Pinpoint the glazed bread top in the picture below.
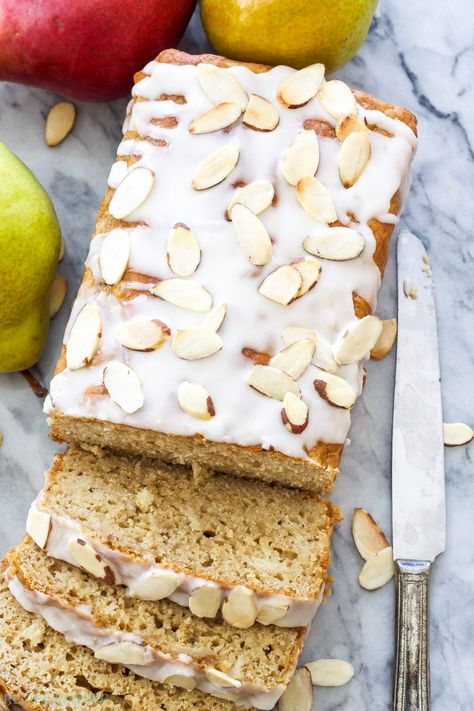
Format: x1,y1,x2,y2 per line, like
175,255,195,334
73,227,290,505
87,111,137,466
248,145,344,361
46,50,417,464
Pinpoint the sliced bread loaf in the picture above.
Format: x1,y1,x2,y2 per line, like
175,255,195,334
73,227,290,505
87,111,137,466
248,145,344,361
27,446,340,629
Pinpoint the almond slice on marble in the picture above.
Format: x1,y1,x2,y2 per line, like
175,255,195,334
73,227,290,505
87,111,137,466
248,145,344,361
296,176,337,223
339,131,371,187
313,336,339,373
352,508,390,561
258,265,302,305
109,167,155,219
189,101,242,134
231,203,272,266
370,318,397,360
178,381,215,420
256,603,289,625
281,326,317,346
306,659,354,687
247,364,301,400
292,257,321,297
277,64,325,108
163,674,197,691
49,274,67,318
243,94,279,131
205,668,242,689
99,228,130,285
318,80,357,119
226,179,274,218
202,303,227,332
336,114,368,141
189,585,221,618
314,372,356,409
116,318,170,351
26,507,51,549
192,143,240,191
67,539,117,584
333,315,383,365
95,642,148,666
443,422,474,447
132,570,179,600
151,279,212,312
359,546,395,590
172,327,223,360
45,101,76,146
66,303,102,370
270,339,315,379
281,392,309,434
103,360,144,414
278,667,313,711
222,586,257,629
196,63,248,111
167,224,201,277
281,130,319,187
304,226,365,260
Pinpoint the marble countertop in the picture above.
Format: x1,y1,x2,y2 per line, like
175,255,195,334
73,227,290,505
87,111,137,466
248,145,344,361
0,1,473,708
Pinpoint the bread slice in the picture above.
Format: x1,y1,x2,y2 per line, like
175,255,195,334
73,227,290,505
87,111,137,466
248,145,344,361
0,574,252,710
6,539,306,709
26,446,339,629
46,49,418,492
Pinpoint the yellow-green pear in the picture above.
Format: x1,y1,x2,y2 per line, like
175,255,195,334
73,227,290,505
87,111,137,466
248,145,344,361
0,143,61,372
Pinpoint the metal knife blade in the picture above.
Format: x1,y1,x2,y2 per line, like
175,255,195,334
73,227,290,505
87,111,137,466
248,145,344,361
392,230,446,562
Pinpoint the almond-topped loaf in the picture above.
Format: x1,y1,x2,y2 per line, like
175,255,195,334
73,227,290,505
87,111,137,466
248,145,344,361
6,539,305,710
26,447,339,629
46,49,418,492
0,576,252,711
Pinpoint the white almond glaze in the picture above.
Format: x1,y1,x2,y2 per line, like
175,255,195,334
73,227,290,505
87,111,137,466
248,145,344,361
7,574,287,710
47,60,417,461
28,499,323,628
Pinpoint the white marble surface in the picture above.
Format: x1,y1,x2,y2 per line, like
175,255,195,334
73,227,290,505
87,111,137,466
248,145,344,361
0,2,473,709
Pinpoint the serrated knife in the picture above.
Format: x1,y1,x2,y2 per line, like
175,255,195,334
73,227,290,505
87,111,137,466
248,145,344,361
392,230,446,711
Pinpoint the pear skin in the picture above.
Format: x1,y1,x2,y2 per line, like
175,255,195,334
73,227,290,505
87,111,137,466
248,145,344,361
0,142,61,372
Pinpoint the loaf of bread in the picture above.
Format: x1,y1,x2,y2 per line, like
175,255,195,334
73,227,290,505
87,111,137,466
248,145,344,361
46,49,417,492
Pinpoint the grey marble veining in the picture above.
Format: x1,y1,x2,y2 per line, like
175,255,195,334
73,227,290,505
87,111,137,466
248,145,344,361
0,2,473,708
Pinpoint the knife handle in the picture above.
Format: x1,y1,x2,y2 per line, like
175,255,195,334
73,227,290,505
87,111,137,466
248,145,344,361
393,559,431,711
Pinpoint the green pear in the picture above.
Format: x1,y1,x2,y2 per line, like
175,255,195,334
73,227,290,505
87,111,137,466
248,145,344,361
0,143,61,372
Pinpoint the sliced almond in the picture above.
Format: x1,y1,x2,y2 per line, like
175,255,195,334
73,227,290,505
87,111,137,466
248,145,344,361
339,131,371,188
370,318,397,360
359,546,395,590
95,642,148,666
66,303,102,370
336,113,368,141
172,327,223,360
231,203,272,266
242,347,271,366
247,365,301,400
192,143,239,191
189,101,242,134
151,279,212,312
318,80,357,119
26,507,51,549
196,64,248,111
222,586,257,629
304,227,365,260
103,360,144,414
281,392,309,434
278,667,313,711
202,303,227,332
352,508,390,561
333,315,383,365
443,422,474,447
313,336,339,373
109,167,155,219
132,570,179,600
281,130,319,187
45,101,76,147
178,381,215,420
99,228,130,285
314,372,356,409
167,224,201,277
226,179,274,218
205,668,242,689
281,326,317,347
67,539,116,584
256,603,289,625
306,659,354,687
296,176,337,223
258,265,302,305
189,585,221,618
243,94,279,131
49,274,67,318
117,318,170,351
270,339,315,379
277,64,325,108
292,257,321,297
163,674,196,691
